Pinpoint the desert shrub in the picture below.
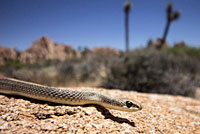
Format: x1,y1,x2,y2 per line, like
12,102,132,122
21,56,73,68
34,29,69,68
0,59,30,77
166,46,200,58
0,59,61,86
0,59,28,71
57,54,110,84
103,48,199,97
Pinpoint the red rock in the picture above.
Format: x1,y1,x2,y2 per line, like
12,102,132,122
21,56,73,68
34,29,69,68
0,46,17,65
19,36,81,64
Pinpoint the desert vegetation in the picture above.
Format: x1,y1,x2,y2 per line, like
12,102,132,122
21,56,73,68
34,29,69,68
103,46,200,97
0,44,200,97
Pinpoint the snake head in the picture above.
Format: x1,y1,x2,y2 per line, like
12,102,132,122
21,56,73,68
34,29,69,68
111,98,142,112
83,92,142,112
103,97,142,112
124,100,142,112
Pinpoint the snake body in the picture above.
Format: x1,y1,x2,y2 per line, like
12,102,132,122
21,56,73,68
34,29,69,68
0,76,142,112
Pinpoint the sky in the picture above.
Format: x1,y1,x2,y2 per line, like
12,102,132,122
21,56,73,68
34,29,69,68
0,0,200,51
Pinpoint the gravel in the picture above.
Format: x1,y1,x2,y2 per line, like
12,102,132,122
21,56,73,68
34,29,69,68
0,87,200,134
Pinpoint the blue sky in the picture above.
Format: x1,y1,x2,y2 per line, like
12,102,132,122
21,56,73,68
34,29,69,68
0,0,199,50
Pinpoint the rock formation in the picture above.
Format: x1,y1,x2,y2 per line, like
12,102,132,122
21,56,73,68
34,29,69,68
19,36,81,64
0,46,17,65
0,36,81,64
92,47,120,56
0,36,122,65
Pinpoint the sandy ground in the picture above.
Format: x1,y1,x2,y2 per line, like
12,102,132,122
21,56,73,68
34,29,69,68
0,87,200,134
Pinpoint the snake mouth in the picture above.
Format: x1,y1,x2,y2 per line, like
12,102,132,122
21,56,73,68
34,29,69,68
138,104,142,110
133,102,142,111
126,104,142,112
134,103,142,111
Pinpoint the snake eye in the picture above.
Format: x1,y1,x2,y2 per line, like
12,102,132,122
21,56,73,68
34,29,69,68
126,101,133,108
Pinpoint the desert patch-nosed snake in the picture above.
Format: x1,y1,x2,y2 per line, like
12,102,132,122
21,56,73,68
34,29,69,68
0,76,142,112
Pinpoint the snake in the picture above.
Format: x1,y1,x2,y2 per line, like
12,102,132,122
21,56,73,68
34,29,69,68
0,75,142,112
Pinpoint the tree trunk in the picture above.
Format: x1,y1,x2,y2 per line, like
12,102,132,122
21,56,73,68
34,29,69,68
125,12,130,52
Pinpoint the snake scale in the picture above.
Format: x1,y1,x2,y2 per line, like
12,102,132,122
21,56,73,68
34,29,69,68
0,75,142,112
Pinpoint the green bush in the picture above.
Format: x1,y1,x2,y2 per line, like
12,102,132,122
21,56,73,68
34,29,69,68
103,48,199,97
0,59,27,71
58,54,108,83
166,46,200,58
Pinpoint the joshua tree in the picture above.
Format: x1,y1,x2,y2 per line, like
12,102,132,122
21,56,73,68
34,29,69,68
160,3,180,48
124,1,132,52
